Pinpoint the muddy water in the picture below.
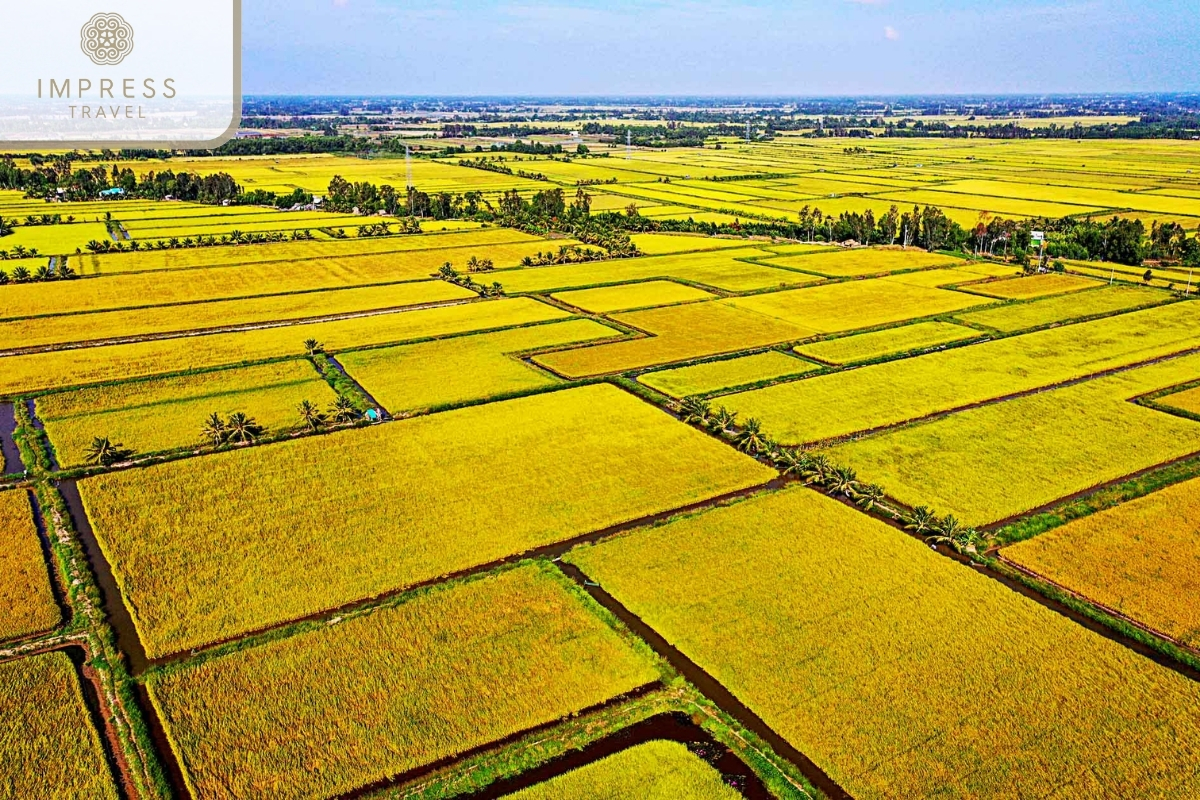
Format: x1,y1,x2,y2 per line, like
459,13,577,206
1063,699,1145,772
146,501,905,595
0,402,23,475
57,479,149,675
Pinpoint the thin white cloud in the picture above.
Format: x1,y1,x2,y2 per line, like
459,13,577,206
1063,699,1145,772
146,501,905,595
884,25,900,40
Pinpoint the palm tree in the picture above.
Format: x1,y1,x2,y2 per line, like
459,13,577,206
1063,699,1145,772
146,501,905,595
925,515,965,549
226,412,265,444
771,446,813,477
679,397,711,426
733,418,769,454
329,396,359,424
903,506,938,536
11,266,30,282
712,406,739,436
297,400,327,432
855,483,886,511
827,466,860,498
303,338,324,355
84,437,131,466
802,453,834,486
200,413,228,446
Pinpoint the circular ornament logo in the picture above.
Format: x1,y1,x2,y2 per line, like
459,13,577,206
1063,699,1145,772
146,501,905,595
81,13,134,66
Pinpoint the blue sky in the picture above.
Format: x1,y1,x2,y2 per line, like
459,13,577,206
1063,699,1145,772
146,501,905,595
243,0,1200,96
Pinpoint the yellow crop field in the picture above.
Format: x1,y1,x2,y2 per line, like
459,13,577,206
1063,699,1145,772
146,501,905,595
128,215,370,241
1165,385,1200,414
339,319,620,413
498,249,817,294
39,361,337,466
762,248,965,278
955,285,1171,332
934,178,1200,217
0,490,60,641
552,280,716,313
826,354,1200,524
796,321,981,365
874,189,1107,218
534,302,811,378
879,262,1020,288
628,233,752,255
1003,477,1200,645
0,297,567,396
70,227,541,275
147,565,659,800
724,278,995,334
508,741,743,800
0,651,118,800
80,385,773,656
967,272,1102,299
723,301,1200,444
0,280,474,351
0,223,111,255
638,351,818,398
567,486,1200,799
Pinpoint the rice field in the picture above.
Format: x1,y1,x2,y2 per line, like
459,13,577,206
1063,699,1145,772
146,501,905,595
955,285,1172,332
796,321,981,365
507,741,743,800
722,301,1200,444
628,233,753,255
761,247,965,278
0,297,568,396
638,351,819,398
0,651,118,799
0,490,60,641
1164,385,1200,415
1003,476,1200,645
338,319,620,413
38,360,338,466
147,564,659,800
966,273,1102,299
0,223,112,255
825,354,1200,525
567,486,1200,799
551,281,716,313
79,385,773,656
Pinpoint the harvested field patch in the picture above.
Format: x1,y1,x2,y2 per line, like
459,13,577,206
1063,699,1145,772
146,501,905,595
80,385,773,656
638,352,818,398
568,486,1200,799
147,565,658,800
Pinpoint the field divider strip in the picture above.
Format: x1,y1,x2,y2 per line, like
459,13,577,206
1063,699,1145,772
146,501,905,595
554,559,853,800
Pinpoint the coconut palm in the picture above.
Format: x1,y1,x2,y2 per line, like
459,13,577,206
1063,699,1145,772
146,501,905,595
802,453,834,486
200,412,228,446
827,466,860,498
226,412,265,444
11,266,31,282
903,506,938,536
733,418,769,454
925,515,965,549
771,446,813,477
679,397,711,426
84,437,131,466
303,338,324,356
329,396,359,424
855,483,886,511
712,406,739,436
297,400,327,432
